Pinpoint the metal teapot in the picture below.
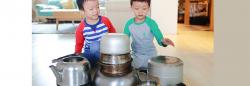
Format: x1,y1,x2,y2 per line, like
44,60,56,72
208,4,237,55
49,54,91,86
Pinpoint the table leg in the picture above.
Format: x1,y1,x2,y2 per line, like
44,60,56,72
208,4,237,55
72,21,75,25
56,19,59,31
72,21,76,28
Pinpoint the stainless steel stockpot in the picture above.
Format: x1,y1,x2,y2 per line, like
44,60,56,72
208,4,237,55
148,56,183,86
138,80,157,86
93,70,139,86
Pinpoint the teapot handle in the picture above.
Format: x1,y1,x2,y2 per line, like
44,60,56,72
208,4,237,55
52,53,81,63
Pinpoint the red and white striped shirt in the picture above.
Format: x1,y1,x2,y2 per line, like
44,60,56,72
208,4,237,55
75,16,116,54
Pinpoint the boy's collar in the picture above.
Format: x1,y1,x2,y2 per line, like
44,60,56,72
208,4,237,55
133,16,149,24
84,16,101,26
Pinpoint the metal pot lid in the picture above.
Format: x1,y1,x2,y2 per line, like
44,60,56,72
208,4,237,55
148,56,183,66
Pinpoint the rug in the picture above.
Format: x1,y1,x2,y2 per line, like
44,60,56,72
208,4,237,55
32,22,79,34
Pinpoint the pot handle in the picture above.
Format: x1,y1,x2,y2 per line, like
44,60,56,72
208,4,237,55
135,68,147,82
136,68,160,86
52,53,81,63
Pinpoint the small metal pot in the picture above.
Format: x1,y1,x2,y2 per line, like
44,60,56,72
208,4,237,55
98,59,133,76
100,53,131,64
100,33,130,55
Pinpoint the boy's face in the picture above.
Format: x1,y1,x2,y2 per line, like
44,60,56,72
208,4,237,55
83,0,100,20
131,1,150,20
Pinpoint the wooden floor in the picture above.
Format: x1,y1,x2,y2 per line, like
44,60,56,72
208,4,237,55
32,24,213,86
157,24,213,86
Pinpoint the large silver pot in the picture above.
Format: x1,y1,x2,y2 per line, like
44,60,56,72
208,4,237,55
138,80,157,86
93,70,139,86
148,56,183,86
100,33,130,55
49,55,91,86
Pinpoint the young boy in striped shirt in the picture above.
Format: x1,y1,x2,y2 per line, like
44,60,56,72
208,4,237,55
75,0,116,68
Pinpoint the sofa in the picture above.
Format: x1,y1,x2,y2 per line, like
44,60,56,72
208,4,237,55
35,0,78,22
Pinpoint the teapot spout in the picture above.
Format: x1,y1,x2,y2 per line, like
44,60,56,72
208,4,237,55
49,65,61,81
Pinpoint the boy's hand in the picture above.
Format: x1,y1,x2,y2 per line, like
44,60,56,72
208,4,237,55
162,38,175,47
74,53,81,56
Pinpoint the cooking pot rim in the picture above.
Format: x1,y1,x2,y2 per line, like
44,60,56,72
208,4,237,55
98,58,133,66
148,55,183,66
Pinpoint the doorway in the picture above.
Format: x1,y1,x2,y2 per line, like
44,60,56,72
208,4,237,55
177,0,213,30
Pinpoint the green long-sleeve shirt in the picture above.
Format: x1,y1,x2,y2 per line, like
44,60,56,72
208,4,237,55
124,16,165,52
123,16,165,69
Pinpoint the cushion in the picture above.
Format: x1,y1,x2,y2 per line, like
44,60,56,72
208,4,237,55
60,0,77,9
48,0,63,9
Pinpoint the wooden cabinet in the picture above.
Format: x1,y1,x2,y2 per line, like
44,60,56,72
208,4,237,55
179,0,212,26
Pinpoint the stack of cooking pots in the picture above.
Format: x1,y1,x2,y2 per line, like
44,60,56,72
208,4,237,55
93,33,139,86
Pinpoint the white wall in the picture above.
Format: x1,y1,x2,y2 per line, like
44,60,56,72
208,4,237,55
106,0,134,33
151,0,178,35
105,0,177,34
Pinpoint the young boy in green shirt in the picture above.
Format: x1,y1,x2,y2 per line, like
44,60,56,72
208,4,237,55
123,0,175,71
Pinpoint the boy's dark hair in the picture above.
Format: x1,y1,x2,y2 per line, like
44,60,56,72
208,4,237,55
77,0,97,10
76,0,85,10
130,0,151,7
